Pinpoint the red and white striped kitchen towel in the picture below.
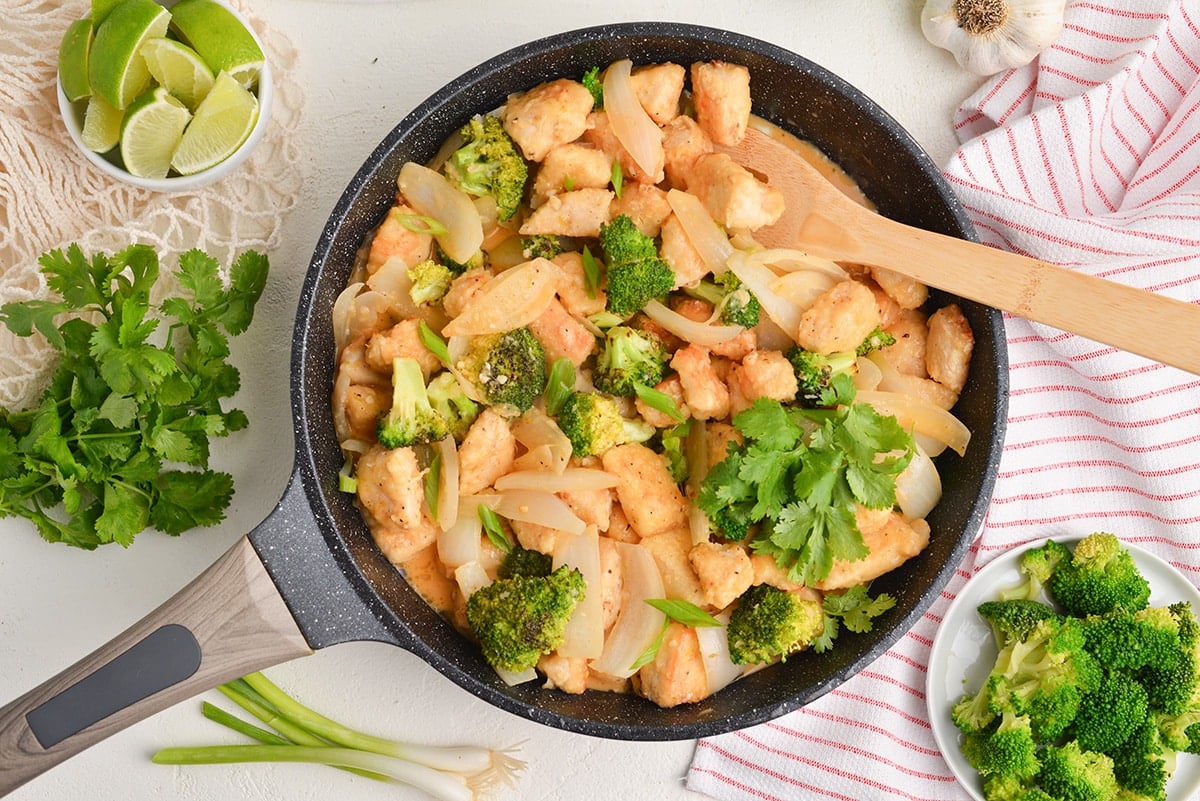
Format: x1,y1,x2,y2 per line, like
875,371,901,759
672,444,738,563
688,2,1200,799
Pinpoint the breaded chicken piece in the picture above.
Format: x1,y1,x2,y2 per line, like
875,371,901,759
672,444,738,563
582,110,664,185
659,214,709,288
635,375,689,428
925,304,973,395
600,443,689,537
685,152,784,231
528,297,596,366
611,182,672,237
457,408,517,495
870,264,929,310
519,187,614,238
532,143,612,206
813,509,931,591
366,203,434,274
670,343,731,421
630,62,686,124
689,541,754,610
879,308,929,378
795,279,882,354
364,318,442,377
503,78,595,162
441,267,492,319
539,653,589,694
551,251,608,318
355,444,438,563
730,349,798,404
690,61,752,146
639,528,706,607
637,622,707,708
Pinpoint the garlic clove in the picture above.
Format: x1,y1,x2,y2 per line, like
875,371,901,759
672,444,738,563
921,0,1067,77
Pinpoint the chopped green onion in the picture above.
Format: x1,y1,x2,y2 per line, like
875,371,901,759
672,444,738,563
581,245,602,299
629,621,669,671
478,505,512,553
610,159,623,198
562,175,577,192
337,457,358,494
633,382,686,423
543,358,575,416
418,320,452,367
395,213,449,236
645,598,723,627
424,450,443,519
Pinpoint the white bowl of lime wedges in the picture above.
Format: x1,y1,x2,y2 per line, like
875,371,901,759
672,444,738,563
56,0,272,192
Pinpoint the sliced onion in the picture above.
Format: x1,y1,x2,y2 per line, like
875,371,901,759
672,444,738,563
855,389,971,457
553,525,604,659
439,499,483,569
441,258,558,337
397,162,484,266
495,489,586,536
666,188,734,273
511,407,572,474
453,559,491,598
435,437,460,531
854,355,883,391
642,299,744,346
338,438,374,455
495,467,619,493
494,665,539,686
695,610,744,695
895,444,942,520
603,59,665,181
726,250,804,340
592,541,666,678
750,247,848,280
768,269,839,313
331,281,364,354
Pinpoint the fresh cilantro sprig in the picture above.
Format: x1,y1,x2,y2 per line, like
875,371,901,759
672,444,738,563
696,385,915,586
0,243,268,549
812,585,898,653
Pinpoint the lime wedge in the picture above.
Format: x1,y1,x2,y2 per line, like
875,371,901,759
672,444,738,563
88,0,171,110
170,70,259,175
91,0,125,27
120,85,191,178
58,16,94,102
168,0,264,90
140,37,214,109
81,94,124,153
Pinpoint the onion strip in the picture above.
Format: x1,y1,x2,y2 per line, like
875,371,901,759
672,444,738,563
434,437,460,531
725,250,805,340
494,489,586,537
695,611,744,696
603,60,664,181
855,389,971,457
441,258,557,337
642,299,744,346
592,542,666,678
665,188,734,273
894,444,942,520
495,468,619,493
397,162,483,266
553,525,604,659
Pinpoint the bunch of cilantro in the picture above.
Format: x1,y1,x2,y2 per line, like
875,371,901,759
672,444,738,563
0,243,268,549
697,380,916,587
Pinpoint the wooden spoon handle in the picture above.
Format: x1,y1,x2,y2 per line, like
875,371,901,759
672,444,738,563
0,537,312,797
815,210,1200,374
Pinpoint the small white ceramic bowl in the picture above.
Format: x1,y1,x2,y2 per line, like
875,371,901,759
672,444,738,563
927,537,1200,801
56,0,272,193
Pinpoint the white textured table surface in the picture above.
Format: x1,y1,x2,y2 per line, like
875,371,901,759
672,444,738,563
1,2,985,799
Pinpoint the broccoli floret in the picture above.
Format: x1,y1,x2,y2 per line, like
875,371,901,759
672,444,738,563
1139,602,1200,714
954,674,1004,735
978,599,1063,648
659,420,690,484
999,538,1074,602
1037,741,1118,801
1110,716,1171,801
1082,607,1184,673
520,234,566,260
598,214,674,316
786,346,858,408
556,391,654,458
1158,708,1200,754
426,371,480,441
856,325,897,356
458,327,546,415
464,565,585,673
376,357,449,449
1072,670,1150,753
684,271,761,328
581,65,603,109
962,710,1041,781
497,544,553,579
981,775,1055,801
725,583,825,665
593,325,667,397
407,259,454,306
444,115,528,221
1049,532,1151,617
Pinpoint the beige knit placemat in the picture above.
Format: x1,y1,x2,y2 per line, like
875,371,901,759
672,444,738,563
0,0,304,410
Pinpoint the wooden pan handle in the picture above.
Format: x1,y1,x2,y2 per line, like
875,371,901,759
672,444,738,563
0,537,312,797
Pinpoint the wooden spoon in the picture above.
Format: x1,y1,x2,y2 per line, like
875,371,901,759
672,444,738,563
722,127,1200,376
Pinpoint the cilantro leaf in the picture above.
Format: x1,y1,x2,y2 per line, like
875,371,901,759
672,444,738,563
813,585,898,653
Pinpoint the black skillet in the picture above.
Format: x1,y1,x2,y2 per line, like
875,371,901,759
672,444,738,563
0,22,1008,796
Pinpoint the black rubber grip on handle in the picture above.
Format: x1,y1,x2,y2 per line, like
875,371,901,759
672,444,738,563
24,624,202,749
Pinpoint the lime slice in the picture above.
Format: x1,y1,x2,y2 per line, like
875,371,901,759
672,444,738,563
88,0,171,110
120,85,191,178
81,95,124,152
91,0,124,27
168,0,264,90
58,16,94,102
140,37,214,109
170,70,259,175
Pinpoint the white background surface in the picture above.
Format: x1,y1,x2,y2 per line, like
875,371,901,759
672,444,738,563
1,2,987,799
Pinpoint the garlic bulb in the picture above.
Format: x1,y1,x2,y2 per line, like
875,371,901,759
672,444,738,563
921,0,1066,76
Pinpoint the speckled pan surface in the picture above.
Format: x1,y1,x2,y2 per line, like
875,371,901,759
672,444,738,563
276,22,1010,740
